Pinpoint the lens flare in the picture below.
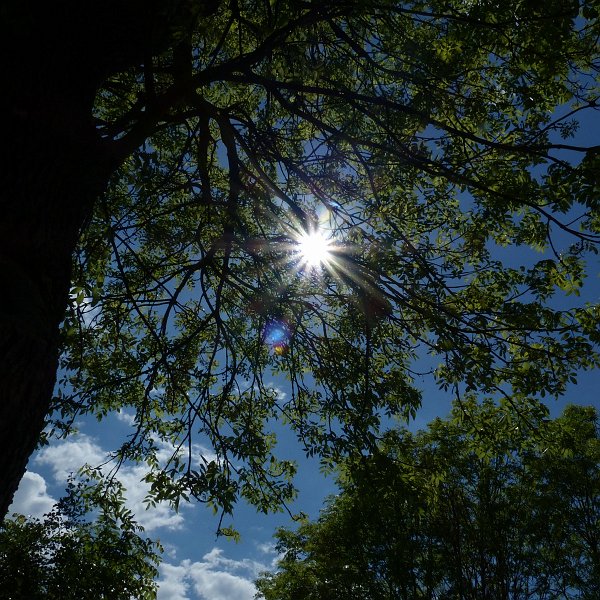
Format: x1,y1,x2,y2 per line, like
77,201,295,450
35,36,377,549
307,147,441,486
263,319,290,355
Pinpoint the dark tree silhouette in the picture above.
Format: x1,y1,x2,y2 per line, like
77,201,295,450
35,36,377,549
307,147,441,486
256,403,600,599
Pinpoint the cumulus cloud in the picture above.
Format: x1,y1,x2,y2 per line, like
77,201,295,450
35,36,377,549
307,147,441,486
158,547,268,600
35,433,106,482
114,462,187,531
190,567,256,600
10,439,275,600
115,409,136,426
8,471,56,519
159,562,192,600
30,433,215,532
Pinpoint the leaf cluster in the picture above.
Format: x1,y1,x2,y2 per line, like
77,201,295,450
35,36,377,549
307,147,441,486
0,479,161,600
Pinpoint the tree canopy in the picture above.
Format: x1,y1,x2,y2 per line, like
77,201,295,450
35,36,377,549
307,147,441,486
0,479,161,599
1,0,599,519
255,402,600,599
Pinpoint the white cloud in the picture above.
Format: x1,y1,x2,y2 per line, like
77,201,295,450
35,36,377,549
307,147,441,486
34,433,106,482
162,542,180,560
116,462,186,531
80,300,101,328
254,542,282,570
34,433,185,531
115,409,136,426
255,541,276,556
191,567,256,600
260,383,287,402
30,433,218,532
158,548,267,600
8,471,56,519
159,562,192,600
201,547,267,576
10,440,274,600
69,290,102,329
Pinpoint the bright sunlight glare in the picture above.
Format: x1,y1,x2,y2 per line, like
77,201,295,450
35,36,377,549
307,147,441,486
297,229,333,268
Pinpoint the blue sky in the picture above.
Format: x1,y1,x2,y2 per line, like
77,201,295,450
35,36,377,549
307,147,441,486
10,353,600,600
10,385,339,599
11,222,600,597
10,107,600,600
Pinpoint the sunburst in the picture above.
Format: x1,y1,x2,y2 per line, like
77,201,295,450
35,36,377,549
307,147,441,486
296,228,334,269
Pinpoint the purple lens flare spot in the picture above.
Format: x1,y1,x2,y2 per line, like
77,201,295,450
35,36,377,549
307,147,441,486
263,318,291,354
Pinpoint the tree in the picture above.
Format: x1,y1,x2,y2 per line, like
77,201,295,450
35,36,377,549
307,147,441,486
255,402,600,599
0,478,161,599
1,1,599,519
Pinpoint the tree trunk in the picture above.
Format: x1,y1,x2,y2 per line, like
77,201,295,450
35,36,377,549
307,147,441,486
0,74,110,519
0,0,215,520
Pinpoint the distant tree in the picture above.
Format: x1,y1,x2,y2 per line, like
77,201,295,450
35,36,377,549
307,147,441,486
255,402,600,599
1,1,599,520
0,478,161,600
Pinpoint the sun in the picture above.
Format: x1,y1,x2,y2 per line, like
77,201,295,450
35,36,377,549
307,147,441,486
296,229,333,268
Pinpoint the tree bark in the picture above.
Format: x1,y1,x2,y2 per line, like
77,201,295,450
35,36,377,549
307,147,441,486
0,0,217,520
0,109,109,518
